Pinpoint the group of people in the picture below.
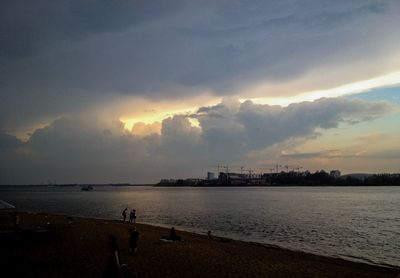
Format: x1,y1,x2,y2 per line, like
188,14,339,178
105,226,182,277
121,208,136,223
107,208,183,277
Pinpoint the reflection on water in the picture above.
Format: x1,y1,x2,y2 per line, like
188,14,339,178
1,186,399,267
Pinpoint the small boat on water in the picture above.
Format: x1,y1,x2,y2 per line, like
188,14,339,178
81,185,93,191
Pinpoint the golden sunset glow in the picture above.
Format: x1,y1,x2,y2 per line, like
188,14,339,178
246,71,400,106
120,107,201,135
118,71,400,136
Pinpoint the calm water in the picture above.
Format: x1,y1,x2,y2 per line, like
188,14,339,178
1,186,399,267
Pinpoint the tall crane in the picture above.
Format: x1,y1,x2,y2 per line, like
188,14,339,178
283,164,303,172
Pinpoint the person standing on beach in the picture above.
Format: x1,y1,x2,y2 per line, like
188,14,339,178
104,235,120,278
122,208,127,222
169,227,181,241
14,212,20,232
129,209,136,223
129,227,139,255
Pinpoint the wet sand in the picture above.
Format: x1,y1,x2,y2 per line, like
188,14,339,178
0,212,398,278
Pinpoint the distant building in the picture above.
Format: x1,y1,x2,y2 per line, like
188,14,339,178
207,172,216,180
159,179,177,185
185,178,203,185
330,170,341,178
218,172,267,185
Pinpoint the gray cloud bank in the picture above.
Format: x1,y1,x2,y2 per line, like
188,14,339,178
1,0,399,131
0,98,391,184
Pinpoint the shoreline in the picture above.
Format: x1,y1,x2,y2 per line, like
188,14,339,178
2,184,400,187
1,211,398,277
6,210,400,269
136,221,399,270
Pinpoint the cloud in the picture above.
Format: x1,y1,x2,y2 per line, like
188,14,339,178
281,150,328,159
281,148,400,162
0,0,179,59
355,133,387,143
365,149,400,160
1,1,400,132
131,122,161,136
280,149,366,159
0,132,23,149
0,97,392,184
195,97,391,152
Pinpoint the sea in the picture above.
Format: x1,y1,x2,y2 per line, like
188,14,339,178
1,185,399,267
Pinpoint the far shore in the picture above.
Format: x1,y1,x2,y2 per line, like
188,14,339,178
1,212,399,277
1,184,400,187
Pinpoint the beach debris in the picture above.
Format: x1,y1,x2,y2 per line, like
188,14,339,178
160,238,174,243
0,200,15,210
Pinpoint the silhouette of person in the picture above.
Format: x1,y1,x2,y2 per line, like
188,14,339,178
169,227,181,241
104,235,120,278
129,209,136,223
14,212,20,232
122,208,127,222
129,227,139,255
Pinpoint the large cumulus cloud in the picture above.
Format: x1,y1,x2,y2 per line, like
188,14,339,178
0,97,391,184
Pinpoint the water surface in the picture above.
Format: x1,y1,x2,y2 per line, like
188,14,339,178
1,186,399,267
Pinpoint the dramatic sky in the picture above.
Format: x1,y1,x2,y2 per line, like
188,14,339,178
1,0,400,184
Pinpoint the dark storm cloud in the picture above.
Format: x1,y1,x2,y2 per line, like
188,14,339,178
0,0,180,59
0,97,391,184
177,1,390,86
1,1,399,131
0,132,23,149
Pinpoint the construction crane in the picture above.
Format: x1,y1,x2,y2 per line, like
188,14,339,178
223,165,230,173
282,165,304,172
257,164,282,174
210,164,226,174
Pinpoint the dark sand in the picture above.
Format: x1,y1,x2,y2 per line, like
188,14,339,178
0,212,398,278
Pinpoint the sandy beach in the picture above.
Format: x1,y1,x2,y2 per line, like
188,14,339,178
0,212,398,278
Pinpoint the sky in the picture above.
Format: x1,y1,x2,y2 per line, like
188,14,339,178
1,0,400,184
